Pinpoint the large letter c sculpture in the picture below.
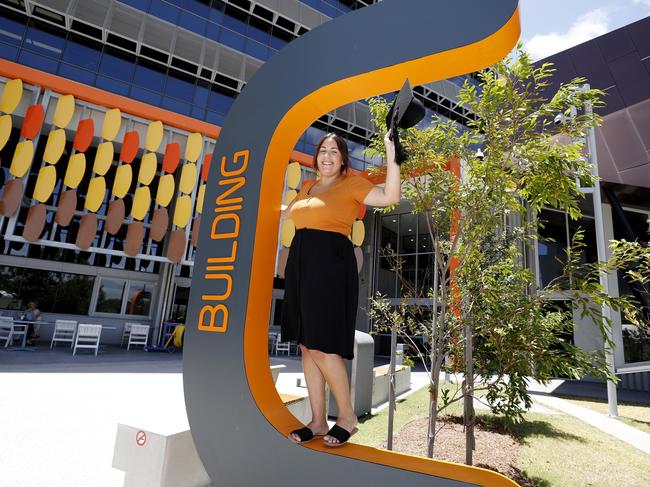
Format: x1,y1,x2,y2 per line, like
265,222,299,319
185,1,521,485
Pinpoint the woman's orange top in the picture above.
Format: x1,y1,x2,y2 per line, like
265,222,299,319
289,175,375,236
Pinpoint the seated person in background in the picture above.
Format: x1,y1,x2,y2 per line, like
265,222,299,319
22,301,42,346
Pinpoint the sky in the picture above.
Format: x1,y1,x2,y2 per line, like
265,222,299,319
520,0,650,59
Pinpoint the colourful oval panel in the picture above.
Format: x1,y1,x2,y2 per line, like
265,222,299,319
0,114,11,151
357,203,367,220
33,165,57,202
119,130,139,164
43,129,66,164
179,163,197,195
125,221,145,257
73,118,94,152
76,213,97,251
0,179,23,217
53,94,75,129
166,229,186,263
102,108,121,141
20,104,45,140
351,220,365,246
138,152,157,185
286,162,301,189
10,140,34,177
85,176,106,213
93,141,114,176
200,153,212,182
0,78,23,114
196,184,205,214
173,194,192,228
112,164,132,198
150,207,169,242
55,189,77,226
280,219,295,247
145,121,163,152
185,133,202,163
23,203,47,242
131,186,151,221
284,189,297,206
156,174,175,207
64,153,86,188
162,142,180,174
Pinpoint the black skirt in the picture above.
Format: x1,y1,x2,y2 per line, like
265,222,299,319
281,228,358,359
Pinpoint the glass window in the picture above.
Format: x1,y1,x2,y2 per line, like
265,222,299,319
125,282,153,316
193,82,209,106
538,209,569,288
380,215,398,253
418,214,433,252
0,14,26,46
133,62,166,91
398,255,417,297
206,23,221,42
130,86,162,106
623,325,650,363
23,23,64,58
149,0,180,24
165,73,195,101
170,285,189,323
207,90,234,114
222,14,247,33
162,96,191,116
18,50,58,73
244,40,269,61
96,75,130,96
62,39,101,70
191,105,206,120
99,51,135,82
95,278,126,313
205,110,225,126
399,213,418,254
377,257,396,297
184,0,209,16
179,10,206,36
58,64,96,85
0,43,18,61
120,0,151,11
417,253,434,296
219,28,245,51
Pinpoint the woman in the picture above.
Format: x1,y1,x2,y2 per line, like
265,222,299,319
280,131,399,447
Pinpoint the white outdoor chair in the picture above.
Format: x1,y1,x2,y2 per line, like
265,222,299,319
50,320,78,349
0,316,27,348
121,322,140,347
272,333,291,356
127,324,150,351
73,324,102,356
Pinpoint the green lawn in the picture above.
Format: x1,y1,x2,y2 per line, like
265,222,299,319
354,384,650,487
557,395,650,435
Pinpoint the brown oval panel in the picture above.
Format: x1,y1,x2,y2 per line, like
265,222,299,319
76,213,98,250
150,207,169,242
190,216,201,247
55,189,77,226
125,221,145,257
20,104,45,140
23,204,47,242
73,118,94,152
120,130,140,164
167,229,186,263
277,246,290,279
0,179,24,217
105,199,125,235
162,142,181,174
354,246,364,274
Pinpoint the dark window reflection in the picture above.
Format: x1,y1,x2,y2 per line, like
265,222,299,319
96,278,126,314
538,209,569,288
399,213,417,254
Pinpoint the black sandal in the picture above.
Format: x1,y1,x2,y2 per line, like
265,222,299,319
288,427,324,444
323,424,358,448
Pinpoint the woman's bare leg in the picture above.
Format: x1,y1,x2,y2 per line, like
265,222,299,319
289,344,329,441
308,348,358,445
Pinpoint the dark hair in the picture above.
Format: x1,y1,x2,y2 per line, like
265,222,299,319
312,133,349,174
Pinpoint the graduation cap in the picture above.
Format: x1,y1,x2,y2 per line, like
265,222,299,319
386,79,425,164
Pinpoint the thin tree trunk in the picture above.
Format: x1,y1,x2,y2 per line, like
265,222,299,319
387,325,397,450
427,247,440,458
464,320,475,465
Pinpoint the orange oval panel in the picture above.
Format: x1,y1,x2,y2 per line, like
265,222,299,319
190,216,201,247
150,207,169,242
124,221,145,257
119,130,139,164
357,203,366,220
200,153,212,182
73,118,94,152
0,179,24,217
166,229,186,263
55,189,77,226
76,213,97,250
23,204,47,242
105,199,125,235
20,104,45,139
162,142,181,174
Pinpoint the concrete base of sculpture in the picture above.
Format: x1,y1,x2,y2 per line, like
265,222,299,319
372,365,412,408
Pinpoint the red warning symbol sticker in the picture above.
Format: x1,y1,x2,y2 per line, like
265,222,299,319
136,430,147,446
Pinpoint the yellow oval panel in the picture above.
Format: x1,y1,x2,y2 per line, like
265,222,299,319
64,153,86,188
280,219,295,247
101,108,121,141
0,79,23,114
112,164,132,198
53,94,75,129
138,152,157,185
0,114,11,151
33,165,57,202
145,121,163,152
131,186,151,221
173,194,192,228
43,129,66,164
185,132,202,163
196,184,205,214
283,189,297,206
93,141,114,175
156,174,175,207
351,220,365,246
85,176,106,213
10,140,34,177
179,163,197,195
286,162,301,189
